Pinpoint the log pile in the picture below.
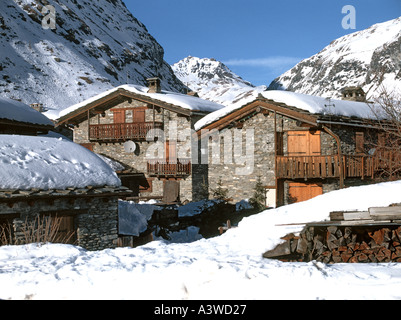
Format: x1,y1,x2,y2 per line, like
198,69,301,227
263,204,401,263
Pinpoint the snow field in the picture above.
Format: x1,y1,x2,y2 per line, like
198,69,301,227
0,180,401,300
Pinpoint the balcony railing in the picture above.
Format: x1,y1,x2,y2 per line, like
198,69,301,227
147,159,191,177
89,122,163,141
276,155,377,180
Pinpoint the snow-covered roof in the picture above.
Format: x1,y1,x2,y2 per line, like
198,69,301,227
0,97,54,127
195,90,380,130
0,135,121,191
49,84,225,120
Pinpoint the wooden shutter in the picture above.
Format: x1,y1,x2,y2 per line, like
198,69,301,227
355,132,364,154
276,132,284,156
133,108,146,123
113,110,126,123
287,130,321,156
378,133,386,150
165,141,177,163
309,131,321,156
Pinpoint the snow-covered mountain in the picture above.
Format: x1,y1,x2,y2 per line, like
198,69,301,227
172,56,266,107
0,0,185,111
268,17,401,100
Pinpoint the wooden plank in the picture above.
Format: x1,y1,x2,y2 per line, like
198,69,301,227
369,206,401,221
330,211,371,221
305,219,395,227
321,156,327,178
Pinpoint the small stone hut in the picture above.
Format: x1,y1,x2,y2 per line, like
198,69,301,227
0,134,129,251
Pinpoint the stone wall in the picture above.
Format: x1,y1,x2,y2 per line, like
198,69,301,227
0,191,121,251
206,112,276,203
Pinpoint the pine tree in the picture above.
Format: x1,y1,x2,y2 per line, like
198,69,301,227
211,178,228,202
249,176,266,210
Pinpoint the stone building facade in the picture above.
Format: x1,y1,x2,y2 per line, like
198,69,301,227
197,93,386,207
56,81,222,204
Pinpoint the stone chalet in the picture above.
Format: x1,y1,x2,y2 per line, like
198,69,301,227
54,78,224,204
195,90,394,207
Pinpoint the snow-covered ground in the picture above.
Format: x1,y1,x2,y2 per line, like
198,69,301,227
1,180,401,300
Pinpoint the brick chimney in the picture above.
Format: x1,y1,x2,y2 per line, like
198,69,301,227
147,77,162,93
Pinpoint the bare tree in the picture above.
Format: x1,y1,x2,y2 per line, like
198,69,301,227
368,85,401,180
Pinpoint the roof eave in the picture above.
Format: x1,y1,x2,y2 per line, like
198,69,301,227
196,98,319,136
56,88,198,126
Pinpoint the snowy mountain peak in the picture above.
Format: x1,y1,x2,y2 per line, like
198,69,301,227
0,0,185,110
173,56,254,89
268,17,401,99
172,56,267,107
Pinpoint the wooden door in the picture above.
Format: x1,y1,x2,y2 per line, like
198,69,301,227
58,216,75,244
288,182,323,204
54,215,76,244
287,130,321,156
0,217,12,245
163,180,180,204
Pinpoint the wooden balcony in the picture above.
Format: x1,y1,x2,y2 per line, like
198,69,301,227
89,122,163,141
276,155,377,180
147,159,191,177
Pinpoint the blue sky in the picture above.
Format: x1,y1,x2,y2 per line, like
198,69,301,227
125,0,400,87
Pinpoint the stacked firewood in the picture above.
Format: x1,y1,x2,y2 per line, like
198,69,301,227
263,204,401,263
263,225,401,263
307,225,401,263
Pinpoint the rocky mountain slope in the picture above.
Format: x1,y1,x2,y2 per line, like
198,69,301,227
172,56,266,107
0,0,185,111
268,17,401,99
